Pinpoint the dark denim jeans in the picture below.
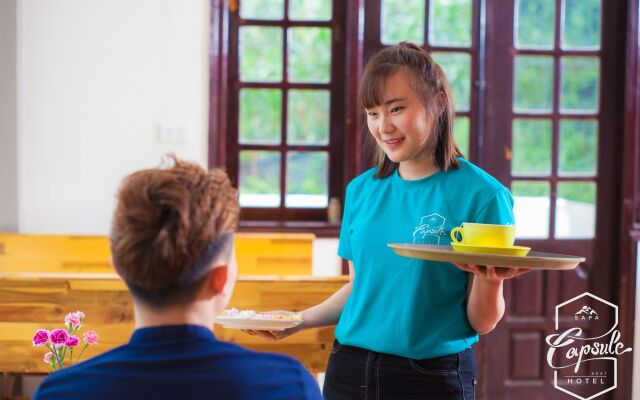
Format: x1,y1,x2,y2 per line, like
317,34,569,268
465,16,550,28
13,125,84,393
323,340,476,400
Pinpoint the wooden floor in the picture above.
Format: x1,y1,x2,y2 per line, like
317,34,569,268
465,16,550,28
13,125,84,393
0,273,348,375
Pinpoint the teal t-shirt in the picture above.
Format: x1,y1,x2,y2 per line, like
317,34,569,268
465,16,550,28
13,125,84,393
336,158,515,359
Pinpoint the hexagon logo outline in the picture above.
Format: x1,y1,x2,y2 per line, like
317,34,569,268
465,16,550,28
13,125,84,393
550,292,622,399
553,358,617,400
555,292,618,339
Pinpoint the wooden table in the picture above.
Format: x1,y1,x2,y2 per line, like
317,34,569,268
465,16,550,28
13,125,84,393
0,273,348,376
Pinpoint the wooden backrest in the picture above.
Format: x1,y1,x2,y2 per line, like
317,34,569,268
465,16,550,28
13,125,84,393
0,273,347,375
0,233,314,275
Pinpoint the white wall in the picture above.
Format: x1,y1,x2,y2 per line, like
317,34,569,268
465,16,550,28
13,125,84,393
313,238,342,276
0,0,18,231
17,0,210,234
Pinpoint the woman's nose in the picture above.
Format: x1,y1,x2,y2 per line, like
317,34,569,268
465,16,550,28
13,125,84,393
379,115,395,134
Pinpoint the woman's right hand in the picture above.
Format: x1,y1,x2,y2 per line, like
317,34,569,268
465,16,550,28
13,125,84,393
241,310,305,340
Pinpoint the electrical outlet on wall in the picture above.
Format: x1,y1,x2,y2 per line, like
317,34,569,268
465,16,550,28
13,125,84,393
157,123,191,144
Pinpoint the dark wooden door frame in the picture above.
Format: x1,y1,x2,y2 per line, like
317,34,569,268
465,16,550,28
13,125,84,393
482,0,631,398
209,0,230,169
618,0,640,399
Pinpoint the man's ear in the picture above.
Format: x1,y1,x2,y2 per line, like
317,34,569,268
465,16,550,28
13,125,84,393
207,265,228,296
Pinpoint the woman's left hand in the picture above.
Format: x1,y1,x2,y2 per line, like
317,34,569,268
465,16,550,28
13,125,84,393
453,263,531,282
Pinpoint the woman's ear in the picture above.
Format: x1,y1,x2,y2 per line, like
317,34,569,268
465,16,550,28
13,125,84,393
434,92,447,117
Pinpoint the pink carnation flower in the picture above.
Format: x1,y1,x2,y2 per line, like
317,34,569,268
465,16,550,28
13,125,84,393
43,352,53,363
64,311,84,329
32,329,50,346
83,330,99,345
65,335,80,347
50,329,69,347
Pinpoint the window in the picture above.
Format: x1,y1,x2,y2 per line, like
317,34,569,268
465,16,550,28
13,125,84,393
210,0,604,236
509,0,601,239
222,0,345,222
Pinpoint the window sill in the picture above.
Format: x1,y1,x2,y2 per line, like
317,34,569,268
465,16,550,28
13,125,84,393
238,220,341,238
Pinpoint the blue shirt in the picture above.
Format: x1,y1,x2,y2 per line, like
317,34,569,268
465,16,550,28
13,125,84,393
336,158,514,359
34,324,322,400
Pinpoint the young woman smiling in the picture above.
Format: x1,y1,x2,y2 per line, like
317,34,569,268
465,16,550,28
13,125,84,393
246,42,529,400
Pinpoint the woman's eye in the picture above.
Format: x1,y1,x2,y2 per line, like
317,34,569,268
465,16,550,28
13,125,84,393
391,107,403,113
367,111,377,117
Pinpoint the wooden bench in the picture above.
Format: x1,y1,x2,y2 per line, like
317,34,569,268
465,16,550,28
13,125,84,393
0,273,348,376
0,233,314,275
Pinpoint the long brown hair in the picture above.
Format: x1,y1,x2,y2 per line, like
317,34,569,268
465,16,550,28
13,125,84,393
358,42,463,178
110,155,239,308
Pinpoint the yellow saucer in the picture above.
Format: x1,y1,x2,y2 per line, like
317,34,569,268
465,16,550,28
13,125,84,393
451,243,531,256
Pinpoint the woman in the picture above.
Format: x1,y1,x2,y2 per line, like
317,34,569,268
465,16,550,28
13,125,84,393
247,42,529,400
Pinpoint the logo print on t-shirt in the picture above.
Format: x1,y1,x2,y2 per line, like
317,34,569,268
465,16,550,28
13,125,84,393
412,213,447,245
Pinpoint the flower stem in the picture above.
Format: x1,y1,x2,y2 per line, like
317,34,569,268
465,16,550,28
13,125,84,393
76,343,88,363
60,346,67,368
48,344,63,371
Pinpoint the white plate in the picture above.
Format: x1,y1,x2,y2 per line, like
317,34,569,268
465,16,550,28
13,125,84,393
214,316,302,331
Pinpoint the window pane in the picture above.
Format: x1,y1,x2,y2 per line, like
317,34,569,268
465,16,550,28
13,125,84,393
239,151,281,208
559,120,598,176
240,0,284,20
512,181,550,239
432,52,471,111
513,56,554,113
239,89,282,145
429,0,472,47
560,57,599,113
240,26,283,82
454,116,470,157
555,181,596,238
381,0,425,45
288,27,331,83
286,152,328,208
514,0,555,49
512,119,552,176
287,90,329,145
562,0,601,49
289,0,331,21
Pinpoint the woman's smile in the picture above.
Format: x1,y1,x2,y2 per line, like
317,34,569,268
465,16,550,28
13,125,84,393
383,137,405,149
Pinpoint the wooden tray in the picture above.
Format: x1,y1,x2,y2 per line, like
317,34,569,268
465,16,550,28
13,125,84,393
388,244,585,270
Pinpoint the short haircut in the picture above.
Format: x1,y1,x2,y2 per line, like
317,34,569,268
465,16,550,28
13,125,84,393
110,155,239,309
358,41,463,178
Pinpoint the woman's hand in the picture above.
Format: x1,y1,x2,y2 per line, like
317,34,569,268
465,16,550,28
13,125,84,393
241,310,304,341
453,263,531,282
456,264,531,334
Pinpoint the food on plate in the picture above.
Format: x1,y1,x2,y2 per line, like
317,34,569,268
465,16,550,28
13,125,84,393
221,308,303,321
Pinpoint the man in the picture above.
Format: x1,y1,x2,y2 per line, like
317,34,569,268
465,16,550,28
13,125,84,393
35,156,322,400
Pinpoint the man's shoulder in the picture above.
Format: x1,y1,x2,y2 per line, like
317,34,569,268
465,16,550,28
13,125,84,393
218,346,321,398
228,345,308,373
34,345,129,398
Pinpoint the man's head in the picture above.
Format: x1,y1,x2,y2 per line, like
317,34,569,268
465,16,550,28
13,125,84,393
109,155,239,312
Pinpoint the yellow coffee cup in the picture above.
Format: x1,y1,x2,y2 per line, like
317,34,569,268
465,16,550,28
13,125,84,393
450,223,515,247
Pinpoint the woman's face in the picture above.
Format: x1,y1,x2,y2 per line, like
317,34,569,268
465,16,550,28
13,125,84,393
365,69,434,165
